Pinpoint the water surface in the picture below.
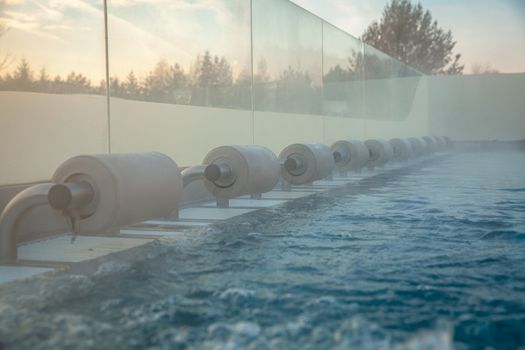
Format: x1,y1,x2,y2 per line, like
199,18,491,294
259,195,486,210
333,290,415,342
1,152,524,349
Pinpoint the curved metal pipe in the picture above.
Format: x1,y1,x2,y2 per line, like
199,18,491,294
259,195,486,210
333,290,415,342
182,163,236,209
182,162,236,189
181,165,208,188
0,183,54,264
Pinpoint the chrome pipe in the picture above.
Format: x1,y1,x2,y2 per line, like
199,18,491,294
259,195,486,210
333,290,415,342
48,181,94,211
182,162,236,189
181,165,207,188
204,162,233,182
204,161,235,188
0,183,54,264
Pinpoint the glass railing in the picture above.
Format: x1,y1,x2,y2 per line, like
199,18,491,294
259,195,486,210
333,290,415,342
0,0,109,185
0,0,422,115
322,22,364,119
0,0,425,184
106,0,252,110
252,0,323,115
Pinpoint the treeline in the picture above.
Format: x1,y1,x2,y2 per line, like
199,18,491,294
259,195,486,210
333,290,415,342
0,50,402,113
0,51,321,112
0,51,254,108
0,58,104,95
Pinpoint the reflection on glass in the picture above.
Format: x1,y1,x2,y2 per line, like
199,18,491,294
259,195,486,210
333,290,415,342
322,22,363,118
252,0,322,115
0,0,426,121
0,0,108,185
0,1,106,95
390,58,423,120
363,44,392,119
107,0,251,109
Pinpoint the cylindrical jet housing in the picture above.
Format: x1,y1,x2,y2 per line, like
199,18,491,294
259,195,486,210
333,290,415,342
280,143,335,185
422,136,437,154
331,139,370,172
52,152,182,234
365,139,394,168
408,137,425,156
203,145,281,198
389,138,413,161
443,136,454,149
432,136,446,150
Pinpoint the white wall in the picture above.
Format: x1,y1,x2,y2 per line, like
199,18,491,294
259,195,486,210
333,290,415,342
0,92,108,185
110,99,253,167
428,73,525,141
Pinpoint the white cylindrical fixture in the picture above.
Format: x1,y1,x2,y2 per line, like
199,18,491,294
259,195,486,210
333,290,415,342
389,138,413,161
422,136,437,154
365,139,394,168
443,136,454,149
331,139,370,172
408,137,425,156
52,153,182,234
432,136,446,150
280,143,334,185
203,145,280,198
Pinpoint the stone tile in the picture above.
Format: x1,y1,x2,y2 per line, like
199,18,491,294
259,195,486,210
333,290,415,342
289,186,329,191
17,235,152,263
119,229,182,237
142,220,212,228
178,207,255,221
312,180,350,186
255,191,316,200
200,199,286,208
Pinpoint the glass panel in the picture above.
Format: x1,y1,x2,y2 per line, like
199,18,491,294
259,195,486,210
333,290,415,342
390,59,423,120
106,0,251,110
0,0,108,184
252,0,322,115
363,44,392,120
322,22,363,118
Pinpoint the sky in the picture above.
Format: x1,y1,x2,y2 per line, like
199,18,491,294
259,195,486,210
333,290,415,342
0,0,253,81
291,0,525,73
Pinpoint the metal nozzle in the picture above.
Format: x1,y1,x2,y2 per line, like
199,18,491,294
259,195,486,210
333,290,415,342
284,154,306,176
48,181,94,211
204,161,235,187
333,151,342,163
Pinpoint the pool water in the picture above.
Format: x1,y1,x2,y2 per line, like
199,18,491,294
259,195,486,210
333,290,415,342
1,152,525,350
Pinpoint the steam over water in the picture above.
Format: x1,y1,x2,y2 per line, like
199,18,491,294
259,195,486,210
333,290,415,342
1,152,524,349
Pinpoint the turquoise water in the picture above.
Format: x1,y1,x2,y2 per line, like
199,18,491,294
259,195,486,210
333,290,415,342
1,152,524,349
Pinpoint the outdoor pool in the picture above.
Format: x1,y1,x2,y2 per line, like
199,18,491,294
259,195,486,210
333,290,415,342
1,152,524,349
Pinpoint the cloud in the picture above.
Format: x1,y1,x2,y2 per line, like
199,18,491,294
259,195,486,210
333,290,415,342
0,0,102,40
109,0,166,7
0,0,25,5
105,0,251,78
1,10,63,40
291,0,384,38
107,0,237,29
